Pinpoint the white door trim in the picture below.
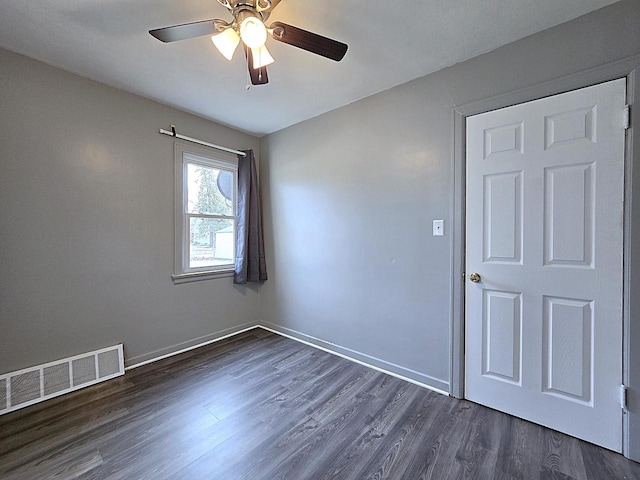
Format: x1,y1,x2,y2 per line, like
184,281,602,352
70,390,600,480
450,53,640,460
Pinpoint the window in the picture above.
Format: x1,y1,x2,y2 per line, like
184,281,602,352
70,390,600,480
173,143,237,283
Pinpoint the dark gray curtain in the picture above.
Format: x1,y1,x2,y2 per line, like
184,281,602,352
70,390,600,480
234,149,267,284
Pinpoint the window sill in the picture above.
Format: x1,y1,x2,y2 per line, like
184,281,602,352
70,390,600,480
172,269,234,284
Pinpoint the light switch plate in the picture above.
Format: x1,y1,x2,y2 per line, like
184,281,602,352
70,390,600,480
433,219,444,236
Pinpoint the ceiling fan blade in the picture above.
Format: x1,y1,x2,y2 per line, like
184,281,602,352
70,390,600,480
244,45,269,85
269,22,348,62
149,19,222,43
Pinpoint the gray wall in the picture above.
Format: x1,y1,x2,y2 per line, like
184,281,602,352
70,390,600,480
259,0,640,395
0,48,261,372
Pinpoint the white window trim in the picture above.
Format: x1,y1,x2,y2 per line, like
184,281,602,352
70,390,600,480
172,141,238,284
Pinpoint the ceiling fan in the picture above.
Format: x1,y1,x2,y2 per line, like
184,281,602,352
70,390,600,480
149,0,348,86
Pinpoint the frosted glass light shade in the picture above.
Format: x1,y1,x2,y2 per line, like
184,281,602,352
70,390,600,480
251,45,275,68
240,17,267,49
211,28,240,61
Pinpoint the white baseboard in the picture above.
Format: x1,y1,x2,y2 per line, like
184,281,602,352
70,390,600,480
125,322,260,370
257,322,450,396
124,321,450,397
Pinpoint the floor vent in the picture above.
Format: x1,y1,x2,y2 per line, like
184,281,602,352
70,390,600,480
0,344,124,415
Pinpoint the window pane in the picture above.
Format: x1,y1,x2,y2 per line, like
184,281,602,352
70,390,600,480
189,218,235,269
187,163,234,216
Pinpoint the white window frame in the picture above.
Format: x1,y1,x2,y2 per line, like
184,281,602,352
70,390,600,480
172,142,238,284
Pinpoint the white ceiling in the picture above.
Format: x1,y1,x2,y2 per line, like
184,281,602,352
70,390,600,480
0,0,620,136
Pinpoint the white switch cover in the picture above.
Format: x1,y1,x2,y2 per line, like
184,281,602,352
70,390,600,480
433,219,444,236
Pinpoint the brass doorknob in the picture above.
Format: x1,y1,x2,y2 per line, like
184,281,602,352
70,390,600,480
469,272,481,283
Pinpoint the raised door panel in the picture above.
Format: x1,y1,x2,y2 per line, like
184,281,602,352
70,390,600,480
483,172,523,264
542,296,594,405
544,163,595,268
482,290,522,385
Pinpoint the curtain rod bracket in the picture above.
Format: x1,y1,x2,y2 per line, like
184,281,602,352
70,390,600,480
171,125,177,137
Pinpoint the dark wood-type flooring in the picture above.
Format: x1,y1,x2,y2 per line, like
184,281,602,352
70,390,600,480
1,329,639,479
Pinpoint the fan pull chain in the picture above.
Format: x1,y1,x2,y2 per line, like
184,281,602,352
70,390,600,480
245,53,251,91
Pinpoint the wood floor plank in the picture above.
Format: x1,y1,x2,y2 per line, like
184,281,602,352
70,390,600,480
1,329,639,480
256,374,405,479
350,389,455,479
313,381,426,480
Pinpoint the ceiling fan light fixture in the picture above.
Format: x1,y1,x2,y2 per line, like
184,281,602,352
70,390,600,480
211,28,240,61
251,45,275,69
150,0,349,86
239,16,268,49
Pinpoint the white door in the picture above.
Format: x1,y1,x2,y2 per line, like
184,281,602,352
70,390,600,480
465,79,626,451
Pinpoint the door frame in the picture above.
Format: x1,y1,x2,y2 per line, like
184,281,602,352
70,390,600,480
450,54,640,460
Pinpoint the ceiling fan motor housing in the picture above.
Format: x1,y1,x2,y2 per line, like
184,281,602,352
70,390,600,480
234,6,266,26
220,0,271,17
